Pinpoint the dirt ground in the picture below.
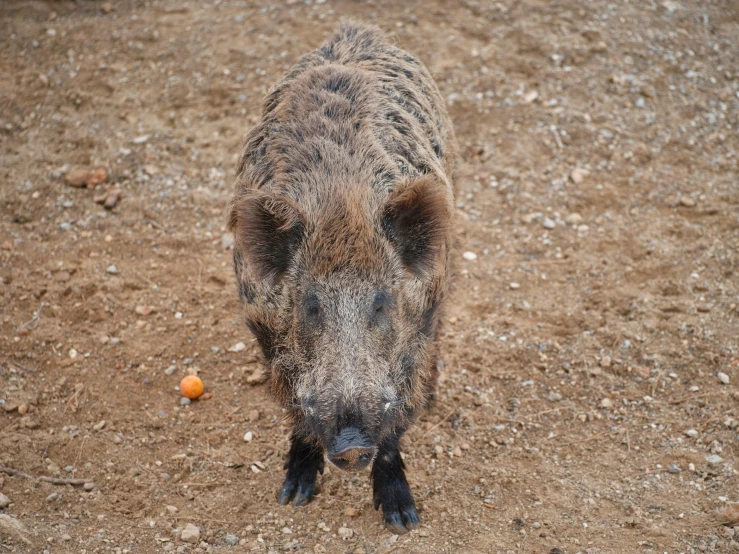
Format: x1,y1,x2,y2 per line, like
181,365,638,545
1,1,739,553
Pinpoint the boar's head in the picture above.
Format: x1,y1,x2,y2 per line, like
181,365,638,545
229,175,452,471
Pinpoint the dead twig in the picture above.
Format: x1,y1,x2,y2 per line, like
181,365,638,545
13,302,45,332
0,466,92,486
421,407,457,438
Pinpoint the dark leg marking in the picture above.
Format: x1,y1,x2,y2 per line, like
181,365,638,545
371,431,420,534
278,434,324,507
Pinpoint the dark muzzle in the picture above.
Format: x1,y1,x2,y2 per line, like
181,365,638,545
327,427,377,471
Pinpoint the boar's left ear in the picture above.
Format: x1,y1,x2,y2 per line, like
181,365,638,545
381,174,451,277
228,191,305,284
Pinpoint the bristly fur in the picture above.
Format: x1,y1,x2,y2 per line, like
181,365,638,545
228,20,455,450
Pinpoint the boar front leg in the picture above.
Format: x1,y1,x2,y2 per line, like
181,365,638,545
279,433,324,507
371,431,420,533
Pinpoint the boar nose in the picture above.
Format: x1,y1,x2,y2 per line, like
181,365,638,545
327,427,377,471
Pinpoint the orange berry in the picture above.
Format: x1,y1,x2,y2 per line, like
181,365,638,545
179,375,204,399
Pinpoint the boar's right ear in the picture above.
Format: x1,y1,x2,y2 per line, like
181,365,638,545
381,174,451,277
228,191,304,284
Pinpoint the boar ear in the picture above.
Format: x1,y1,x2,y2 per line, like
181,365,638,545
228,191,304,284
381,175,451,277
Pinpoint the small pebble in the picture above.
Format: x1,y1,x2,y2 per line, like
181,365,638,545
509,282,520,290
462,251,477,261
46,492,59,502
106,265,118,275
548,391,563,402
165,365,177,376
679,196,696,207
600,398,613,408
93,420,106,431
542,217,556,229
225,533,238,546
685,429,699,438
83,482,94,491
344,506,359,518
718,372,730,385
570,167,587,184
668,464,680,474
61,534,72,541
600,356,612,368
180,523,200,544
228,342,246,353
243,430,253,442
337,527,353,540
565,213,583,225
180,397,191,406
166,505,178,514
0,493,10,509
706,454,723,466
282,527,292,534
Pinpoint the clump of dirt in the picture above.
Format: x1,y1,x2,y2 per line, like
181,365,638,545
1,1,737,553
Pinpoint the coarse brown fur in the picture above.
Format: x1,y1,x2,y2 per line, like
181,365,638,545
228,21,454,515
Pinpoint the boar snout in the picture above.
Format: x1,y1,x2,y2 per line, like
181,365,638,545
328,427,377,471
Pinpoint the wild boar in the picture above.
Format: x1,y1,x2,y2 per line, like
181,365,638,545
228,21,455,533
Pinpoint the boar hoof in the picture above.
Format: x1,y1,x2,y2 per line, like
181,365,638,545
383,502,420,534
278,472,319,507
279,435,324,507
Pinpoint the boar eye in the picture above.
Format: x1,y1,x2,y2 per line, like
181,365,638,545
370,291,390,326
303,294,323,323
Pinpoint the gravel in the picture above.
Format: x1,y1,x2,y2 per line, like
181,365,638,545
717,372,730,385
0,493,10,509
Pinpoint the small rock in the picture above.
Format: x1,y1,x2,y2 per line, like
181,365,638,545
93,420,106,431
101,2,114,13
135,305,155,316
548,391,563,402
685,429,699,438
565,213,583,225
706,454,723,466
570,167,588,184
225,533,238,546
462,251,477,261
61,534,72,541
180,523,200,544
679,196,696,207
46,492,59,502
165,365,177,376
103,188,122,210
282,527,293,534
17,403,28,415
600,398,613,409
221,234,234,250
133,135,150,144
106,265,118,275
718,372,730,385
633,366,650,379
228,342,246,353
344,506,359,518
64,166,108,188
180,397,191,406
243,430,253,442
542,217,556,229
337,527,353,540
246,368,268,385
166,505,178,515
0,493,10,509
20,416,39,429
509,282,520,290
600,356,612,368
668,464,680,474
83,482,94,491
522,90,538,104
